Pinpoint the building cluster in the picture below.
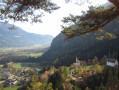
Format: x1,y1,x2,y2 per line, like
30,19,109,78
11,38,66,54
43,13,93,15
0,62,39,87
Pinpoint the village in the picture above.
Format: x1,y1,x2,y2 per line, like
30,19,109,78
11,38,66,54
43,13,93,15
69,56,118,80
0,62,39,87
0,55,118,89
39,56,118,83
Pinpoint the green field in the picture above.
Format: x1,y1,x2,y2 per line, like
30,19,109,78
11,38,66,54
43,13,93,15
14,63,42,70
0,46,48,57
20,52,43,58
5,86,20,90
0,46,48,64
14,63,22,68
0,65,3,67
77,65,103,70
0,46,46,52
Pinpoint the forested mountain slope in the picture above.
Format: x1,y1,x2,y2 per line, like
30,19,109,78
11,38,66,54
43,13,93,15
0,22,53,47
39,20,119,66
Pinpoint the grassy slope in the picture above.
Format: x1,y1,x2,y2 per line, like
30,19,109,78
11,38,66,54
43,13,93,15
14,63,42,70
0,65,3,67
14,63,22,68
20,52,43,58
0,46,48,63
5,86,20,90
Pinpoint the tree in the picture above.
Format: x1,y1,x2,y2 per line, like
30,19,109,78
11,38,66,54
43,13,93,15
0,0,59,23
48,71,64,90
28,74,39,90
85,87,90,90
96,83,105,90
100,55,108,65
60,66,70,78
39,82,53,90
0,83,5,90
92,56,99,65
62,0,119,39
1,0,118,35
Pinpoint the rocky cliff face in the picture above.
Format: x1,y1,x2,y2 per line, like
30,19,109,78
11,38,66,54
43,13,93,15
39,20,119,66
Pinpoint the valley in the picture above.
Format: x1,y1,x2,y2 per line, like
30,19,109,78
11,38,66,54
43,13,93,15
0,46,48,64
0,20,118,90
0,22,53,47
0,0,119,90
0,47,46,90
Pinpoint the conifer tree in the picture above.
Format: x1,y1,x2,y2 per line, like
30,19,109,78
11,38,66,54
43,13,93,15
0,0,118,38
0,0,59,23
48,71,64,90
62,0,119,39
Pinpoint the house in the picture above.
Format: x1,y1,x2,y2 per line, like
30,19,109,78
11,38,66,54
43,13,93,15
107,58,118,67
76,57,80,67
12,80,17,85
4,79,18,87
6,74,14,79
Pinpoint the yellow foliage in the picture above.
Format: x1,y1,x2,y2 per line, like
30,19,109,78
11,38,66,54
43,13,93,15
76,68,79,72
37,82,42,87
45,71,49,74
48,83,53,86
98,29,104,33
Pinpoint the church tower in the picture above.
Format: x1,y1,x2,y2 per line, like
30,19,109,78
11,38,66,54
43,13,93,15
76,56,80,67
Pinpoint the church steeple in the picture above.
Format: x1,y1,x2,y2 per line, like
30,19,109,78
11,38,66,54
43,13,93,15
76,56,79,62
76,56,80,67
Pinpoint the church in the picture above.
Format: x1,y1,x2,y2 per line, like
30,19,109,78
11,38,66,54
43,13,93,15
76,57,80,67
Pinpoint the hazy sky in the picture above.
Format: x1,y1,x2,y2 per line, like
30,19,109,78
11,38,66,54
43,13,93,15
9,0,108,37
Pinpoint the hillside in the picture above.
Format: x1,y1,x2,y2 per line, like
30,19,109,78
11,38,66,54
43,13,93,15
39,20,119,66
0,22,53,47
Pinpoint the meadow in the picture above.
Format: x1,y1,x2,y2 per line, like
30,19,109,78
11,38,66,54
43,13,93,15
0,46,48,64
14,63,42,70
5,86,20,90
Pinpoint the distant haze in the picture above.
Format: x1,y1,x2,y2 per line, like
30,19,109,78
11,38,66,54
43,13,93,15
0,22,53,47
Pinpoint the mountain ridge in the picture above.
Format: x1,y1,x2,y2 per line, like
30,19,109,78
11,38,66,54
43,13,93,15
0,22,54,47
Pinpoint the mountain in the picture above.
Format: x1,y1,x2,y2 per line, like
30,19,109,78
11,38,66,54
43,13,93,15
103,2,114,8
39,20,119,66
0,22,53,47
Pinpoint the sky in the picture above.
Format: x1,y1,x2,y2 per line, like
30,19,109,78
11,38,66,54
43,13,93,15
9,0,109,37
